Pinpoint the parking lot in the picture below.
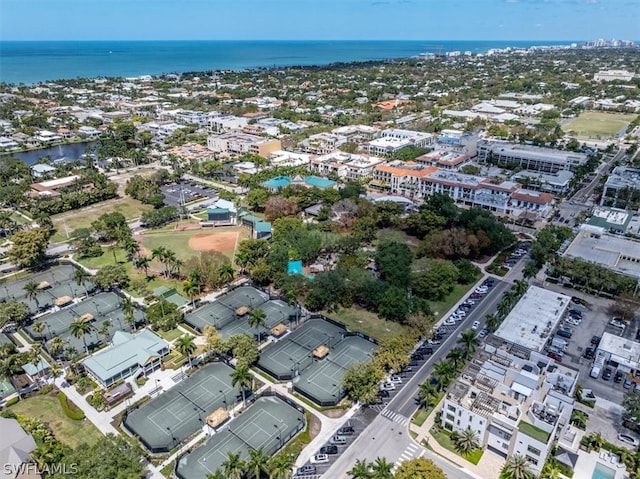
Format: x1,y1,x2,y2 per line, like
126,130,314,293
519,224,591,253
160,182,217,207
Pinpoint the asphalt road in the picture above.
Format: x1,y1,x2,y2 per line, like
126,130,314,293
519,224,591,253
323,278,514,479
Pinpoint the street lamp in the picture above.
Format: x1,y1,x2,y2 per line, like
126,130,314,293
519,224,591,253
219,389,227,410
155,379,161,396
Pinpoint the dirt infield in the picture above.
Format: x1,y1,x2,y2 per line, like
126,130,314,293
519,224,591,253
188,232,239,253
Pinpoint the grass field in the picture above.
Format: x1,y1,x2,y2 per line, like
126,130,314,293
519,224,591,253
50,196,150,242
564,112,636,139
326,307,410,340
10,394,102,449
430,429,484,465
429,282,477,319
140,226,248,262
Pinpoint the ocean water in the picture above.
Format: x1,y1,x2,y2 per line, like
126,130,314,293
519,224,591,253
0,40,576,85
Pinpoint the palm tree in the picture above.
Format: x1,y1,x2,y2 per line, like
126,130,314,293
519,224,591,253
500,454,535,479
70,317,94,355
163,249,177,278
151,246,167,275
458,329,480,359
32,322,45,339
503,290,519,308
121,297,137,331
135,255,151,277
183,278,201,308
48,336,66,357
0,346,21,399
73,268,91,298
347,458,371,478
248,308,267,343
446,348,464,370
418,381,438,409
454,428,480,455
23,280,40,310
514,279,528,297
370,457,393,479
247,447,269,479
222,451,245,479
49,363,63,381
123,237,140,261
218,263,235,285
99,320,112,343
497,299,511,318
175,335,196,367
29,343,43,381
486,313,501,331
523,264,538,280
231,365,253,406
433,360,455,391
540,461,561,479
268,453,294,479
206,470,226,479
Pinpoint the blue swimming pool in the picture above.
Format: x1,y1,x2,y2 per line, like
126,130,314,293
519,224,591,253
592,462,616,479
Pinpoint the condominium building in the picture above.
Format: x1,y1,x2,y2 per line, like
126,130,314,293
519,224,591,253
477,141,588,173
442,348,577,476
366,128,433,156
594,70,635,82
299,132,347,155
311,152,384,180
416,149,472,170
372,162,437,197
601,166,640,207
207,132,281,157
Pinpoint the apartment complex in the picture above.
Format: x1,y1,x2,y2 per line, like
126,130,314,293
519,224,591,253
600,166,640,207
594,70,635,82
442,348,577,476
310,152,385,180
207,132,281,157
366,128,433,156
477,141,588,173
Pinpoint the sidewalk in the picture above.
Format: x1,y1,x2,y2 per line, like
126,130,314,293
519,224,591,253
409,404,504,479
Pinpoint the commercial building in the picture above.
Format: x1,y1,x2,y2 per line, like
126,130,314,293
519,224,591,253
594,70,635,82
83,329,170,388
494,286,571,354
564,225,640,279
596,332,640,375
442,347,577,476
477,141,588,173
600,166,640,207
371,162,437,197
587,207,633,234
416,149,472,170
366,129,433,156
514,170,574,195
207,132,281,157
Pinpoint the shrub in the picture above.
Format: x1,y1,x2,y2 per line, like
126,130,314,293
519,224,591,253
57,392,85,420
5,397,20,407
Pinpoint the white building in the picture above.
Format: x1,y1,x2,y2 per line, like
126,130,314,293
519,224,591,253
594,70,635,82
442,347,577,476
209,115,249,133
477,141,588,173
366,128,433,156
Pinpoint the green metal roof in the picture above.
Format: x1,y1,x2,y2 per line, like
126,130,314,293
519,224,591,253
255,222,272,233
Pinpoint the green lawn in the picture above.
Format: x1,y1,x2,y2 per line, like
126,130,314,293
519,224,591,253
564,112,636,139
10,394,102,449
326,307,410,340
430,429,484,465
156,328,184,342
412,409,429,427
428,281,478,319
50,196,151,242
518,421,550,443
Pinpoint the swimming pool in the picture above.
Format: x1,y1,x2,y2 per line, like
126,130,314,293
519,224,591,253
592,462,616,479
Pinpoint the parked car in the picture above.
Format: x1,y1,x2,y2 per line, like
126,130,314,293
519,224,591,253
618,433,640,447
311,454,330,463
338,426,354,435
566,317,581,326
380,381,395,391
297,465,317,475
378,389,390,398
557,327,573,339
602,368,612,380
615,371,624,383
547,352,562,362
610,318,627,329
624,378,633,389
389,376,403,384
330,435,347,445
471,321,480,330
591,336,601,346
583,347,596,359
320,445,338,455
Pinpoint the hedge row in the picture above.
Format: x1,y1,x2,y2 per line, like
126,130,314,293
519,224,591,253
57,392,85,420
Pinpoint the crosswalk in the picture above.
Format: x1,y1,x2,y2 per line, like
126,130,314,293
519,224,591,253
380,407,409,426
392,442,425,473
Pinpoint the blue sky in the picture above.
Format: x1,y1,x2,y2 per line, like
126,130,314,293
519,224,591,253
1,0,638,41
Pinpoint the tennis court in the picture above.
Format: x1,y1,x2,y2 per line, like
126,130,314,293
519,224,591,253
295,335,377,406
257,318,345,380
175,395,305,479
184,286,295,339
23,292,144,356
0,264,94,315
124,363,236,454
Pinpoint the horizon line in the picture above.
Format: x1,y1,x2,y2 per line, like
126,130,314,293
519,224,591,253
0,38,603,43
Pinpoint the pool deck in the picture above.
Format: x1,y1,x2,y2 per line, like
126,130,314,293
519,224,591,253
574,449,630,479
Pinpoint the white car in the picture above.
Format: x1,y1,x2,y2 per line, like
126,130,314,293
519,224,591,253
389,376,403,384
471,321,480,330
444,317,457,326
610,319,627,329
475,287,488,293
380,381,396,391
618,433,639,447
310,454,329,464
455,309,466,317
566,318,581,326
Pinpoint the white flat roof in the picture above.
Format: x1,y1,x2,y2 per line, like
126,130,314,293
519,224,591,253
495,286,571,352
564,230,640,278
598,332,640,370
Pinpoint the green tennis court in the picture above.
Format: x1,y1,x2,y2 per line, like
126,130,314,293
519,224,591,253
295,335,377,406
124,363,235,454
176,395,305,479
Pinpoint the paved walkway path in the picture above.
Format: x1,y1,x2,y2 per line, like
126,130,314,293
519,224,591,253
409,402,504,479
